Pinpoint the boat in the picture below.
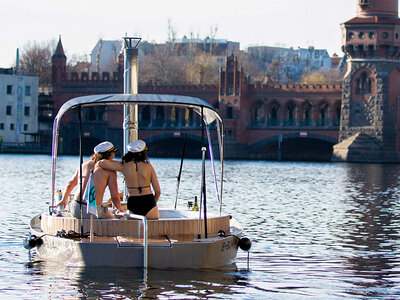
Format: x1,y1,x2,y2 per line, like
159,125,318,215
23,37,251,269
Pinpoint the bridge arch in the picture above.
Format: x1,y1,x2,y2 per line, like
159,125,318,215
249,132,338,161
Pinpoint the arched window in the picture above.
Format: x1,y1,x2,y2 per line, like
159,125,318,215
285,102,296,126
356,71,372,94
268,102,280,126
253,102,265,127
227,103,233,119
302,102,312,126
334,102,341,126
155,107,165,127
87,107,96,121
140,106,151,127
319,103,329,126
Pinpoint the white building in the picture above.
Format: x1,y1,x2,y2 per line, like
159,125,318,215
90,40,123,73
0,69,38,143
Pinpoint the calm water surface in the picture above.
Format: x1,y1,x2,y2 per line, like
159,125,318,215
1,154,400,299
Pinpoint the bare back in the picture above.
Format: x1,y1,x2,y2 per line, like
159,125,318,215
73,160,95,202
93,163,119,206
98,158,161,202
122,161,153,196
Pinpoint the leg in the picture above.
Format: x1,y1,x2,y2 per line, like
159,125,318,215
146,205,159,220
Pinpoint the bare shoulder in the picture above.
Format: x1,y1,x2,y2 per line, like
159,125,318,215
83,160,95,171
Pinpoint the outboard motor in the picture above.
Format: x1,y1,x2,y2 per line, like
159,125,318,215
23,235,43,250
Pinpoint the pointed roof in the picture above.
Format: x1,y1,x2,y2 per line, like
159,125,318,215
53,35,66,58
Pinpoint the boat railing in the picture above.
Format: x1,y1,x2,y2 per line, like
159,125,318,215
116,213,148,268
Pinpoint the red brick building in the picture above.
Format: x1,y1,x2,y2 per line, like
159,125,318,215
50,38,342,160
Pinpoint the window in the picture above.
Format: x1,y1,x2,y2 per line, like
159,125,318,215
0,123,4,130
6,85,12,95
369,32,375,39
226,103,233,119
10,123,14,131
357,71,372,94
24,124,28,131
25,86,31,96
360,0,368,4
6,106,12,115
382,32,389,39
24,106,30,116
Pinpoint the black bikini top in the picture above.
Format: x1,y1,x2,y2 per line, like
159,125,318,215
126,186,150,193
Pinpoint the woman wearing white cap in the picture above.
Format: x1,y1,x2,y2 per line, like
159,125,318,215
56,141,123,219
99,139,161,219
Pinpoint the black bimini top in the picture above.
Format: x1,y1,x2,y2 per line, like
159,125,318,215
54,93,222,127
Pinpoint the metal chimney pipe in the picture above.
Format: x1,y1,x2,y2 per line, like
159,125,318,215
15,48,19,75
123,37,141,152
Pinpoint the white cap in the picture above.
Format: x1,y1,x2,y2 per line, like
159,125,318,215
127,140,147,153
94,141,117,154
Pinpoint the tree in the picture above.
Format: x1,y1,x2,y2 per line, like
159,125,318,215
267,59,283,83
237,51,264,83
300,70,343,84
19,40,56,86
139,44,187,84
186,53,219,84
67,54,90,73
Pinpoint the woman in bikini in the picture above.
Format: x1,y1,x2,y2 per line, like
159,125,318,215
98,140,161,219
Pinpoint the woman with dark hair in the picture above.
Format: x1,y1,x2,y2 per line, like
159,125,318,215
98,140,161,219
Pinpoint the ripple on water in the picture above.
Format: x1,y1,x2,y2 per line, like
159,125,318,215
1,156,400,298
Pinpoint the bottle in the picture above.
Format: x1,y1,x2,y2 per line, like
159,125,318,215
193,196,198,211
56,190,63,210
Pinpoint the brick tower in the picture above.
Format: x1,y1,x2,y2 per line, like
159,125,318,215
51,36,67,110
332,0,400,162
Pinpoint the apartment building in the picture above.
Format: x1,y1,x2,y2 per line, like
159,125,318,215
0,68,39,143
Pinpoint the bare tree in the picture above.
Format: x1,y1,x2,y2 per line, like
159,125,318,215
301,70,343,84
237,51,264,83
186,53,219,84
19,39,56,87
67,54,91,73
140,44,187,84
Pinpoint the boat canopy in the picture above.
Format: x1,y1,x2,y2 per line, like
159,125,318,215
54,94,222,128
51,93,225,213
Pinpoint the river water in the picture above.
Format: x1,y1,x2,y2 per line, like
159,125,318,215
1,154,400,299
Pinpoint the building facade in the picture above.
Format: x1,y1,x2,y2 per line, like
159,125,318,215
0,68,38,144
50,37,342,160
333,0,400,162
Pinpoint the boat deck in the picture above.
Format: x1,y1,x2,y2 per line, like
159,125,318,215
36,209,235,239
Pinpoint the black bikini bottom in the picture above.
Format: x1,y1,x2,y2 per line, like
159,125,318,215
127,194,156,216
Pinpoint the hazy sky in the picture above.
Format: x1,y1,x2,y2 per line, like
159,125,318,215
0,0,362,67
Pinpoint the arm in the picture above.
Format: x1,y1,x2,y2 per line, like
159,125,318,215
150,164,161,202
98,159,123,172
108,171,124,212
56,169,78,208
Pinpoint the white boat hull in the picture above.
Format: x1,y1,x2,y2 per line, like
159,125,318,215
29,210,242,269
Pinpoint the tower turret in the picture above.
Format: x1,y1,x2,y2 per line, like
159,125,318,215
342,0,400,59
357,0,398,17
51,36,67,86
333,0,400,162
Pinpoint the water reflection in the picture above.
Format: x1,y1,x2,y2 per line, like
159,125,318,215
24,261,248,299
3,155,400,298
341,164,400,297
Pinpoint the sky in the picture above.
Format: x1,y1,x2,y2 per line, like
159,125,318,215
0,0,361,67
